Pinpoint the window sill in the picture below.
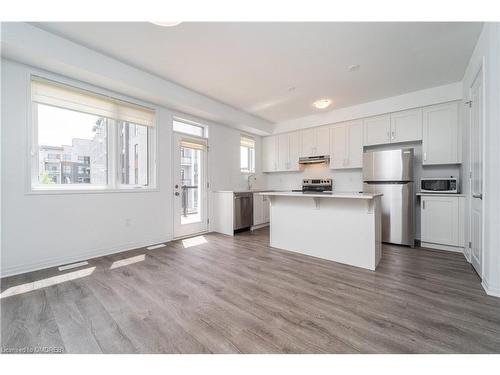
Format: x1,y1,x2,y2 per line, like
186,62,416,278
26,186,160,195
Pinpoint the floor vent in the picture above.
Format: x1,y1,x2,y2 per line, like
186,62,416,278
147,244,166,250
58,261,89,271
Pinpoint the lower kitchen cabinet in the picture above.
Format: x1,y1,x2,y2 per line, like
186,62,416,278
253,193,270,227
420,194,465,252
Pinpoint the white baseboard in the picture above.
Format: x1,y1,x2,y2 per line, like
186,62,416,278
482,278,500,298
251,223,269,231
420,241,463,253
0,236,172,278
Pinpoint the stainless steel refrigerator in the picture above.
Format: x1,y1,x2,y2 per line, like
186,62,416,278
363,148,415,246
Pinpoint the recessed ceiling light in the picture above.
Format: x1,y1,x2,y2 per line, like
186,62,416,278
348,64,361,72
150,21,182,27
313,99,332,109
288,86,296,92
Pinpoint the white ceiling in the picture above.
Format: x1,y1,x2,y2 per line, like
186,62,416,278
33,22,482,124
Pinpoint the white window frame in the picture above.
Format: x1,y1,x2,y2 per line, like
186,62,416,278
240,135,255,174
173,116,208,139
27,71,158,195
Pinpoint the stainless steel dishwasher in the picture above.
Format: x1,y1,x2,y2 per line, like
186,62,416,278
233,192,253,232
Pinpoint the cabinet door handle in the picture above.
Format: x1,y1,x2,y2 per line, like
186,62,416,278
422,200,426,209
391,131,395,140
423,152,427,161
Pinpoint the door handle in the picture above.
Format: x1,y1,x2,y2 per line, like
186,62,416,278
175,184,179,189
472,193,483,199
175,192,180,196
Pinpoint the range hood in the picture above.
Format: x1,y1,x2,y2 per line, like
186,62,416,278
298,155,330,165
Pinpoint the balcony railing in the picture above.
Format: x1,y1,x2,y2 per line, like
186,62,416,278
181,185,198,217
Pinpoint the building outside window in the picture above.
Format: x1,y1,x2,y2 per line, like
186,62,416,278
119,122,148,186
240,135,255,173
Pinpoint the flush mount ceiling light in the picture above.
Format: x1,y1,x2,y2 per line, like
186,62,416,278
150,21,182,27
348,64,361,72
313,99,332,109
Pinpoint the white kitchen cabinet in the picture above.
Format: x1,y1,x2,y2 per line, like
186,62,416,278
422,102,460,165
330,120,363,169
390,108,422,143
316,127,331,156
262,194,270,222
262,136,278,172
277,134,289,171
363,114,391,146
287,131,300,171
253,193,270,227
420,195,465,251
277,132,300,171
299,128,316,157
263,132,300,172
299,127,330,157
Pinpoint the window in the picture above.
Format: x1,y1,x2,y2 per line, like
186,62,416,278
36,104,108,186
119,122,148,186
240,136,255,173
173,119,206,137
31,77,156,191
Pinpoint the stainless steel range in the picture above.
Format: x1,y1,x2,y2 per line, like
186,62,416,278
301,178,333,193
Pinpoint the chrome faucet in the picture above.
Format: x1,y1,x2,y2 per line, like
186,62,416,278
247,173,256,190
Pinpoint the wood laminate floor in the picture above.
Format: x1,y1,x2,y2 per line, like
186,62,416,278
2,228,500,353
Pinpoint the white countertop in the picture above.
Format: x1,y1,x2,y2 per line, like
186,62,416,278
214,189,277,194
259,191,383,200
416,193,465,197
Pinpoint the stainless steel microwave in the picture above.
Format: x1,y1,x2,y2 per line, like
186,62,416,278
420,177,458,193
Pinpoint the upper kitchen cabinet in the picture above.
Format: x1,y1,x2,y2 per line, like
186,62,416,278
422,101,460,165
363,114,391,146
277,132,300,171
262,135,278,172
330,120,363,169
287,131,301,170
390,108,422,143
263,132,300,173
364,110,422,146
299,127,330,157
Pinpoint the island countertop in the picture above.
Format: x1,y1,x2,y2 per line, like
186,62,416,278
259,191,383,200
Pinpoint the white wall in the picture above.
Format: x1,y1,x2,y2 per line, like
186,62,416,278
1,59,264,277
461,23,500,297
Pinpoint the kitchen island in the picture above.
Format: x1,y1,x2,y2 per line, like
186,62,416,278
259,192,383,270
